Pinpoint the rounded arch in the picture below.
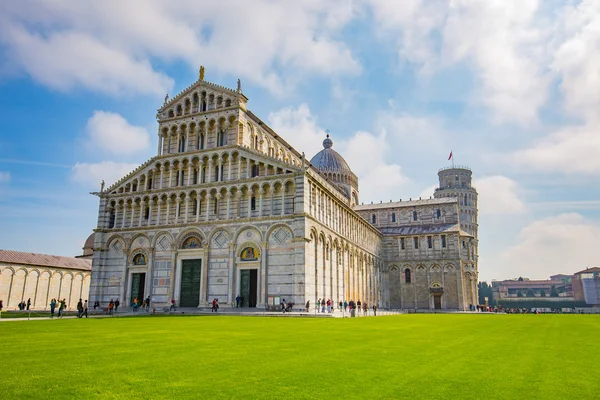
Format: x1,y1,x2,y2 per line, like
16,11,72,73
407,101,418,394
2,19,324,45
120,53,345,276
266,223,294,242
128,248,149,264
106,235,126,252
151,230,175,251
232,225,263,244
175,228,206,249
128,233,150,249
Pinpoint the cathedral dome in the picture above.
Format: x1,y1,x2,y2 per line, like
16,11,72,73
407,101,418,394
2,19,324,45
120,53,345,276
310,135,353,174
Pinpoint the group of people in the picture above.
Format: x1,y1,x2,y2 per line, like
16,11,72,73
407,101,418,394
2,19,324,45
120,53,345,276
311,298,375,315
76,299,88,318
16,298,31,311
132,296,151,312
49,298,67,317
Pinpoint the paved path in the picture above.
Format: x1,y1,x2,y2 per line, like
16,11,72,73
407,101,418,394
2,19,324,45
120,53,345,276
1,307,403,321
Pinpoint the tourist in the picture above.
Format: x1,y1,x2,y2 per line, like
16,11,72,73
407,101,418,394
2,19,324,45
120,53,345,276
93,300,99,310
281,298,287,313
317,298,321,313
321,300,325,314
305,300,310,312
27,298,31,311
146,296,151,312
0,299,3,315
363,302,368,315
108,299,114,315
170,299,176,311
50,298,56,318
58,299,66,318
114,299,120,313
133,297,138,312
77,298,83,318
212,298,219,312
343,300,348,312
357,300,362,314
236,294,241,308
373,305,377,316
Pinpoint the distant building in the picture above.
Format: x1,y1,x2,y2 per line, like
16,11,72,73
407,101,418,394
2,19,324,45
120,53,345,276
572,267,600,306
492,268,600,309
0,249,91,310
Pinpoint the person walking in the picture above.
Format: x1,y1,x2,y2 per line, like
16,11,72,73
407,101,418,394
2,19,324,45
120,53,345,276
357,300,362,314
77,298,83,318
50,298,56,318
317,298,321,313
114,299,120,313
170,299,176,311
212,298,219,313
236,294,241,308
305,300,310,312
58,299,66,318
146,296,151,312
83,300,88,318
108,299,114,315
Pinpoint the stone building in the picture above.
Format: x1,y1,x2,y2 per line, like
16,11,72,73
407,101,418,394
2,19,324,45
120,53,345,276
0,250,91,310
88,71,478,311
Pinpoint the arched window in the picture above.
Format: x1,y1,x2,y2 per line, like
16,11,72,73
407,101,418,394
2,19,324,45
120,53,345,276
217,129,226,147
179,136,185,152
405,268,411,284
199,133,205,150
251,196,256,211
133,254,146,265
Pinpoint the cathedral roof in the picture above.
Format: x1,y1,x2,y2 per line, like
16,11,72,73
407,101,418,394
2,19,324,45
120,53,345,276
310,135,353,174
354,197,457,211
377,223,473,237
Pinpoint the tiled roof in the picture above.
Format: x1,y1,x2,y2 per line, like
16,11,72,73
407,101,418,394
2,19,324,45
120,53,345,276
378,223,472,237
0,250,92,271
354,197,457,211
575,267,600,275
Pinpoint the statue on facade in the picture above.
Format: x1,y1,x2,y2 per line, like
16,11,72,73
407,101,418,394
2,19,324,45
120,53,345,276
237,78,242,92
164,94,169,104
199,65,205,81
100,180,105,192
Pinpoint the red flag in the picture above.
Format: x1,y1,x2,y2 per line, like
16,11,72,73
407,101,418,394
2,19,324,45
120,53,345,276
448,151,453,160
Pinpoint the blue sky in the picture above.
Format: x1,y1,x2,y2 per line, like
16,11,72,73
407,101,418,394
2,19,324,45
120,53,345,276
1,0,599,281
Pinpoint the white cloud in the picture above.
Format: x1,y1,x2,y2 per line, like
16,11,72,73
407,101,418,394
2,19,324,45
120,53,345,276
86,111,150,156
0,1,360,96
369,0,552,125
552,1,600,121
499,213,600,279
375,109,446,152
1,24,173,97
338,131,408,202
512,123,600,174
474,175,526,215
267,103,325,158
268,103,408,202
0,171,10,183
71,161,138,189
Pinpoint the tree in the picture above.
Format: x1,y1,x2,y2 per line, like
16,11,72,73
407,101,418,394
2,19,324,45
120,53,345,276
517,290,523,297
526,288,535,297
550,285,559,297
478,281,494,305
540,289,546,297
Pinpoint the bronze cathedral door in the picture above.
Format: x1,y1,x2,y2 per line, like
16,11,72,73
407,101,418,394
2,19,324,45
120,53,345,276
180,260,202,307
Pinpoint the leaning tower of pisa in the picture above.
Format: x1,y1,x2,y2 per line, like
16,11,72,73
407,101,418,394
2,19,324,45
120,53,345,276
434,166,478,238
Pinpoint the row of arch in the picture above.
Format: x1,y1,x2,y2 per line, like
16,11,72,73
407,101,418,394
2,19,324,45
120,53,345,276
308,227,381,306
105,180,297,229
110,149,297,195
163,89,237,119
308,180,379,252
0,266,91,310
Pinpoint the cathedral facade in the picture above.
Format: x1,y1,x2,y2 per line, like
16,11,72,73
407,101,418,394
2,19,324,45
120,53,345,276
89,72,478,311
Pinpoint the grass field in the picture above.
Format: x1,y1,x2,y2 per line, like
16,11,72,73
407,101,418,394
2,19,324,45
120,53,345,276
1,314,598,399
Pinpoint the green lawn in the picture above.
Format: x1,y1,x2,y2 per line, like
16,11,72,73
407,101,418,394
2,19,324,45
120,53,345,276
0,314,598,399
